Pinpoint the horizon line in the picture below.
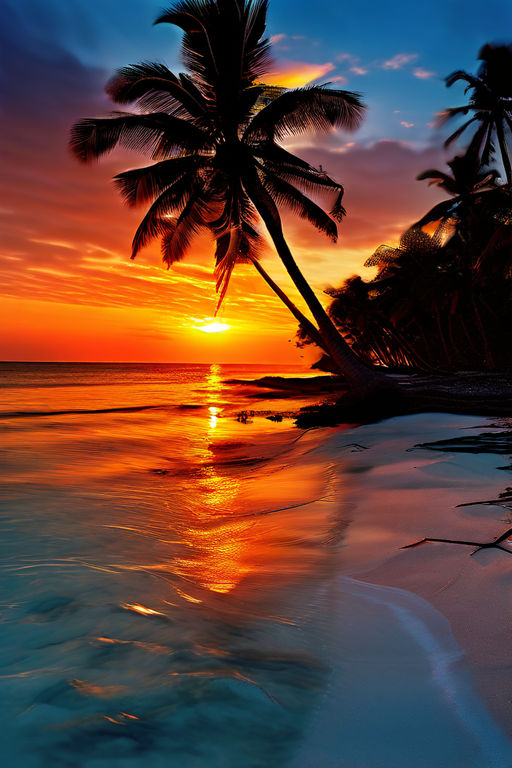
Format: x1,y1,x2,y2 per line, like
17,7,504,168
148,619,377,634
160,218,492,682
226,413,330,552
0,360,309,366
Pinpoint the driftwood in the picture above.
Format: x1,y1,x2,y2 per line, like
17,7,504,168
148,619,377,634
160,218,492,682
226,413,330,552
402,526,512,556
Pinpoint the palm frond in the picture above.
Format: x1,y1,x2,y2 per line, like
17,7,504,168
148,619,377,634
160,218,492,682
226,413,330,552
70,112,211,162
156,1,271,98
214,227,240,312
416,169,455,192
251,141,311,169
445,70,483,90
160,191,208,265
481,122,495,167
130,175,197,258
253,148,343,202
443,116,479,148
245,86,365,141
364,246,400,268
213,222,263,313
106,62,208,119
114,155,207,207
260,168,338,240
411,200,455,229
436,106,471,125
465,119,491,159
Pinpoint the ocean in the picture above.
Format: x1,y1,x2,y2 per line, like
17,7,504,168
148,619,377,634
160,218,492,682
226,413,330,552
1,362,511,767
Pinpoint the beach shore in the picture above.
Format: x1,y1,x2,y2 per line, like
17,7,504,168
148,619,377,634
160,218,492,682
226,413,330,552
312,413,512,737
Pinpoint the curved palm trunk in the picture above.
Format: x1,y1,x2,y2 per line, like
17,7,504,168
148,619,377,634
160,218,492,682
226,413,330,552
248,257,327,352
245,172,386,390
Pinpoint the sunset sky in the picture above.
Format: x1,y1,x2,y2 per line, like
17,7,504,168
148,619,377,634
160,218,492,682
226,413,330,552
1,0,511,363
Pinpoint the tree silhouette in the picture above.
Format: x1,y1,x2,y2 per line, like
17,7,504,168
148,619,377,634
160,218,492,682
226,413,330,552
441,43,512,184
70,0,381,388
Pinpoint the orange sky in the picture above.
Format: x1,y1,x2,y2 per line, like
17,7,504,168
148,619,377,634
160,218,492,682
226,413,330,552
0,40,445,364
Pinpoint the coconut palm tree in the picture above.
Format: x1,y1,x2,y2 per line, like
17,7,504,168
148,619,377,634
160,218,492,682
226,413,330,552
70,0,382,389
412,152,500,241
441,43,512,184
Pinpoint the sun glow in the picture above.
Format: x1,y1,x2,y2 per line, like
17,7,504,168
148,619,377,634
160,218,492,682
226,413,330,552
195,320,231,333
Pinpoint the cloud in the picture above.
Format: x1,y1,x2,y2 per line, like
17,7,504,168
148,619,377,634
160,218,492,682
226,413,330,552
382,53,418,70
400,121,415,128
330,75,348,84
413,67,436,79
270,33,287,44
349,66,368,76
263,61,335,88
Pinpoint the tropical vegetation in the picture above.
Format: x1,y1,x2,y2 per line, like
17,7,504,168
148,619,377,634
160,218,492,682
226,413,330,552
322,44,512,374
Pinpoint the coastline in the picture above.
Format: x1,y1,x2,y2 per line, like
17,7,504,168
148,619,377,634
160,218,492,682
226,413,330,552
229,372,512,425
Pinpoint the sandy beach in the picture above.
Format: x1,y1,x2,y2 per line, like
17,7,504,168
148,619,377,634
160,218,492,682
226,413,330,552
291,413,512,766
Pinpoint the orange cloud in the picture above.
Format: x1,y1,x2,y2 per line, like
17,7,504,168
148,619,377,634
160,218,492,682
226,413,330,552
263,60,335,88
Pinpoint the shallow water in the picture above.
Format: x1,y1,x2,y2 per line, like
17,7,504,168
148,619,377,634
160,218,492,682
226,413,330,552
1,363,511,767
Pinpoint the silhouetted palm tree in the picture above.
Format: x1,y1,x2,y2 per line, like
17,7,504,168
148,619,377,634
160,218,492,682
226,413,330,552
70,0,379,388
413,152,499,242
441,43,512,184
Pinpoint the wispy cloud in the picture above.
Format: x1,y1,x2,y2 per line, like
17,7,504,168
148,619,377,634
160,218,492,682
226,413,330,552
400,121,415,128
350,65,367,76
413,67,436,79
270,33,286,44
382,53,418,70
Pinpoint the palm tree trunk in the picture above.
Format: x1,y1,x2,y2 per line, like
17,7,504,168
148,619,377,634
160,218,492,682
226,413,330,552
248,257,328,352
496,118,512,185
245,172,386,390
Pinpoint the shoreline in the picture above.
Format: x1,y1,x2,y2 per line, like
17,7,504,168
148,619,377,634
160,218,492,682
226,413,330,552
229,372,512,425
292,574,511,768
310,412,512,740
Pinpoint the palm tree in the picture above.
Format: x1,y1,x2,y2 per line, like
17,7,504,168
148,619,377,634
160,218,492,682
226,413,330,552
412,152,499,241
441,43,512,184
70,0,382,389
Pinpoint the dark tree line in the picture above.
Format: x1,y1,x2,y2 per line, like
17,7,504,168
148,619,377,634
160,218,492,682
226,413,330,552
324,44,512,373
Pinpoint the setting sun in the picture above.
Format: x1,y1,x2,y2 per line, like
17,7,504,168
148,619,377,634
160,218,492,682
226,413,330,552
195,320,231,333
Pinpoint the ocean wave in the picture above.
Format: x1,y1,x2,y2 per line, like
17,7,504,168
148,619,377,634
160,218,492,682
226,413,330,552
0,404,173,419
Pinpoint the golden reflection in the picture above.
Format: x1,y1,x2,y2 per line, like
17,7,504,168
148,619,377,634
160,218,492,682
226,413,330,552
209,406,219,429
166,362,252,594
120,602,166,617
96,362,343,604
206,363,222,395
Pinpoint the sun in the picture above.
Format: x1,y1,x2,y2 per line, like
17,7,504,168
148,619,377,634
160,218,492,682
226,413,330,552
194,319,231,333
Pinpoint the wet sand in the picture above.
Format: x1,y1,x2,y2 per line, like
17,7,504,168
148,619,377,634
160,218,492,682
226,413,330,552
310,414,512,746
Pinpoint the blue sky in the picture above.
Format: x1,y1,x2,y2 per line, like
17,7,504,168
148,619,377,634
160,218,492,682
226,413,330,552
7,0,512,145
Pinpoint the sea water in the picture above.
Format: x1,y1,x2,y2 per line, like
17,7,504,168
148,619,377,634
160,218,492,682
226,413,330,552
0,363,510,767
